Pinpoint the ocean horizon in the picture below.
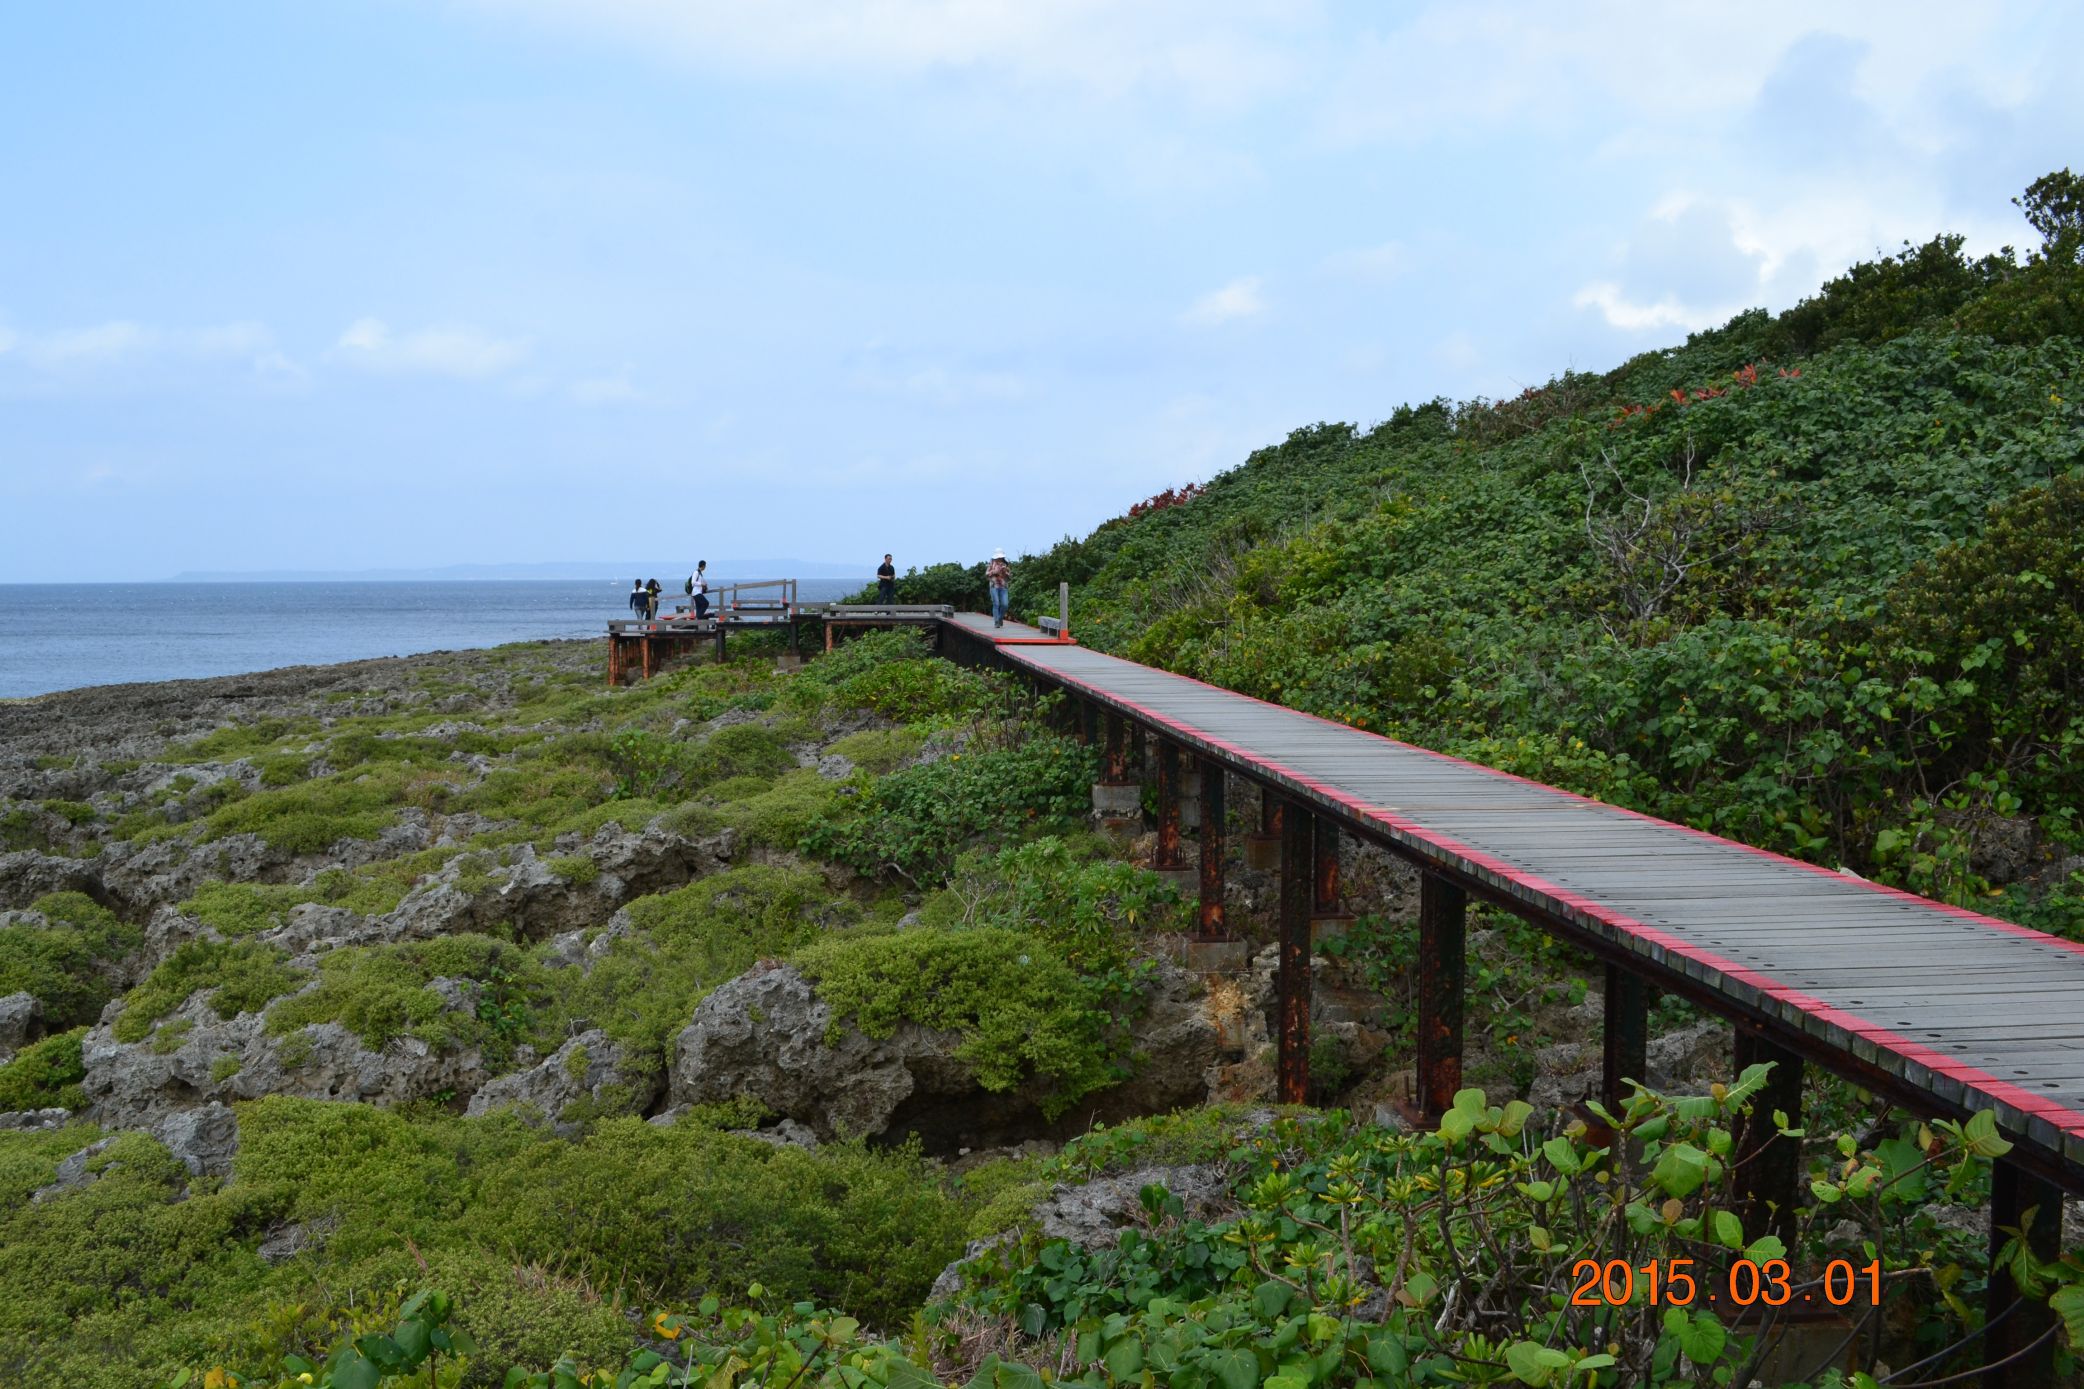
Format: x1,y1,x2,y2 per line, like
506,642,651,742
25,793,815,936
0,578,859,700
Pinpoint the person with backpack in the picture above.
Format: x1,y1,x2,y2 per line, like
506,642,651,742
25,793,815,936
876,554,896,607
688,561,710,619
986,549,1011,628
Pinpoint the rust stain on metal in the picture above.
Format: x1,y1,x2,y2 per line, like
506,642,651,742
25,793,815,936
1312,814,1340,914
1155,739,1184,871
1416,872,1466,1121
1198,760,1226,939
1279,802,1313,1104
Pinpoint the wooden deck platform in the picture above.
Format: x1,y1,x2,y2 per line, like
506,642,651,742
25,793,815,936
941,617,2084,1193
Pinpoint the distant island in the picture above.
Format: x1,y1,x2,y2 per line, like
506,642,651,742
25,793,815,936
165,558,875,582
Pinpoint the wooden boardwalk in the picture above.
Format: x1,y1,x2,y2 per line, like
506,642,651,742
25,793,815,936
943,617,2084,1196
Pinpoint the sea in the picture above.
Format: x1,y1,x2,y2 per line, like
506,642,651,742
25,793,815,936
0,579,860,700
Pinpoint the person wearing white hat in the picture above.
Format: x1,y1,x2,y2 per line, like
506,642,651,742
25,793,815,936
985,548,1012,628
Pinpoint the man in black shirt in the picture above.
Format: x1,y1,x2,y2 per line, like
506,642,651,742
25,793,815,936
876,554,896,607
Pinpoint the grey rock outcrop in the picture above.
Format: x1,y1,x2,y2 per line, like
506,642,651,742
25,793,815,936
1528,1014,1731,1112
154,1101,239,1179
668,961,1216,1152
929,1163,1234,1301
464,1029,661,1137
0,992,44,1063
0,850,102,909
380,828,733,943
1032,1164,1233,1248
81,991,487,1131
0,1108,72,1131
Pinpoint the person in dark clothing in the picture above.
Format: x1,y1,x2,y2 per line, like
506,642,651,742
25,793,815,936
876,554,896,607
690,561,710,619
644,578,662,620
628,579,646,617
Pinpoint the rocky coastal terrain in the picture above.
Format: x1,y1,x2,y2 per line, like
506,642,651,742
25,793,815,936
0,633,1767,1384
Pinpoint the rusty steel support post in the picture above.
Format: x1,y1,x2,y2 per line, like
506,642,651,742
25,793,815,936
607,638,620,688
640,635,655,680
1987,1158,2063,1388
1198,762,1226,939
1278,802,1313,1104
1416,873,1466,1121
1730,1030,1804,1249
1155,739,1185,871
1601,964,1650,1112
1312,814,1341,914
825,621,834,653
1262,788,1283,836
1103,711,1130,783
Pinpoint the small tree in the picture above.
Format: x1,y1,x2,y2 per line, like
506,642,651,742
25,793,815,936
2016,167,2084,265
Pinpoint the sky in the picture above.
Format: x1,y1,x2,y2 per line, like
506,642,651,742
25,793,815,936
2,2,2080,583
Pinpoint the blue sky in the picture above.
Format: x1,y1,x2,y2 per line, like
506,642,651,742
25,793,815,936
3,2,2079,582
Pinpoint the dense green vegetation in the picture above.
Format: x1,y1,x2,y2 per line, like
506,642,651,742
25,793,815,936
6,174,2083,1388
993,175,2084,928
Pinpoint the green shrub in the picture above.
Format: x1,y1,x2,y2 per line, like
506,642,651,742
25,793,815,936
0,893,141,1030
264,935,536,1056
938,835,1192,969
0,1129,280,1382
804,733,1096,881
543,798,668,841
254,753,313,787
0,1123,103,1209
544,854,598,885
556,866,852,1069
202,766,419,853
424,1247,636,1385
793,927,1116,1116
114,940,308,1043
825,727,924,773
181,870,413,938
41,799,96,826
0,1028,88,1111
471,1120,966,1327
725,768,845,849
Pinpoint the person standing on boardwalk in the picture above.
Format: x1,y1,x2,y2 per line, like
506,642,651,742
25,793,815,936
876,554,897,607
628,579,647,618
986,549,1011,628
644,577,662,620
689,561,710,620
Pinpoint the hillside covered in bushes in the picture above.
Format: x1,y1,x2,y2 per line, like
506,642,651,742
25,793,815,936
953,171,2084,932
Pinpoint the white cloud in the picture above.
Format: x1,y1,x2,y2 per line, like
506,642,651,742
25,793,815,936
571,374,640,405
472,0,1309,106
0,318,291,373
334,317,529,378
1323,242,1410,283
1317,2,2022,147
851,363,1031,406
36,321,153,363
1572,282,1715,334
1183,277,1266,327
1433,330,1481,371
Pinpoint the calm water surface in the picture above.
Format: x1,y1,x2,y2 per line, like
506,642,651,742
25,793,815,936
0,580,856,699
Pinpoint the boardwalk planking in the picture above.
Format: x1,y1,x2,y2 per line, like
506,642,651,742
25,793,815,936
941,620,2084,1185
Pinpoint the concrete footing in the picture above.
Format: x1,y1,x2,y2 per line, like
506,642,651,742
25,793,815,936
1091,782,1140,815
774,654,804,673
1184,938,1249,973
1152,867,1199,894
1243,833,1280,871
